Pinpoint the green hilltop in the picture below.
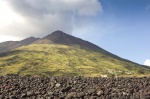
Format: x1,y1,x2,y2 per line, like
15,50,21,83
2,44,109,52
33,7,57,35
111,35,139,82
0,44,149,77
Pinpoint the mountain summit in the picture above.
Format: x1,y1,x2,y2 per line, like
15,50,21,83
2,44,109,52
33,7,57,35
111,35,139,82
35,31,128,61
34,31,110,52
34,30,77,44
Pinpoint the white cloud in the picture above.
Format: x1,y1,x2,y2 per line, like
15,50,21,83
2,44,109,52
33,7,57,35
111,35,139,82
0,1,24,28
0,0,102,42
0,35,22,42
144,59,150,66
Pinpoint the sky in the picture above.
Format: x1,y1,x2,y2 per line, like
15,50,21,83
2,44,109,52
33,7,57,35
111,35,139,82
0,0,150,66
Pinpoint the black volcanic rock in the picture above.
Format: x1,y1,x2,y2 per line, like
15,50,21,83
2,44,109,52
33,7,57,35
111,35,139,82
0,37,39,53
0,76,149,98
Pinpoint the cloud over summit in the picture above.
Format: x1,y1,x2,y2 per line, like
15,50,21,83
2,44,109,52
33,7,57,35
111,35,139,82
0,0,102,40
7,0,101,17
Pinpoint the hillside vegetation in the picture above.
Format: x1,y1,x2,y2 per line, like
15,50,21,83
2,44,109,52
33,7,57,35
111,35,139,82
0,44,149,77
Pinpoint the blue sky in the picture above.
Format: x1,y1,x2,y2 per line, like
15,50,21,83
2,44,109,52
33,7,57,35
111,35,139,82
100,0,150,65
74,0,150,65
0,0,150,65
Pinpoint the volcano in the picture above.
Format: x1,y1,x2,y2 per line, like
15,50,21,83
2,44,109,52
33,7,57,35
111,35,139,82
0,31,149,77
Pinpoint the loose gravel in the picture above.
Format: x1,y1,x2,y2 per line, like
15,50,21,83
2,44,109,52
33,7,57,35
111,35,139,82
0,76,150,99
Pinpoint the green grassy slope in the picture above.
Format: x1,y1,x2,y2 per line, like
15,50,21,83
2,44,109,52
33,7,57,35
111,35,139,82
0,44,149,77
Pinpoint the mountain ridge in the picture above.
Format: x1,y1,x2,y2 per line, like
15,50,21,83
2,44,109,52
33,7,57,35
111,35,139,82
0,37,39,54
0,30,149,77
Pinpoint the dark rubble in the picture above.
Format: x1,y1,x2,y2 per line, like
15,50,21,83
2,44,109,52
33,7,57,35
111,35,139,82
0,76,150,99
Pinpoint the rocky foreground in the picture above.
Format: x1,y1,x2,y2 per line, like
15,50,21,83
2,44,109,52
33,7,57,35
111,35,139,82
0,76,150,99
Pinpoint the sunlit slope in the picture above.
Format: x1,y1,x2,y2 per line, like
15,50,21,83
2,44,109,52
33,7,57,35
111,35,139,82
0,44,149,77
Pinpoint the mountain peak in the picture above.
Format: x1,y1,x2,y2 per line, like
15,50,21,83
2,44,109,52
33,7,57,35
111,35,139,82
51,30,66,35
34,30,74,45
34,30,105,52
45,30,69,39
